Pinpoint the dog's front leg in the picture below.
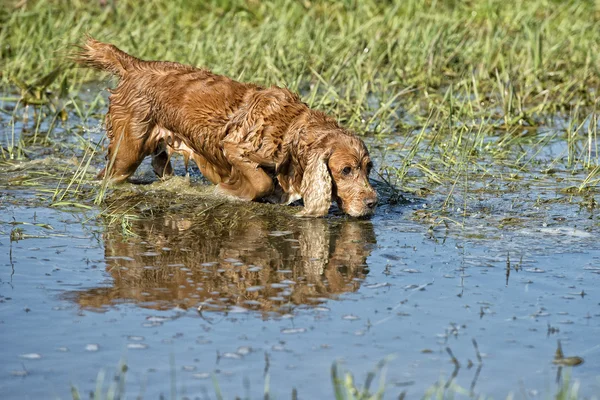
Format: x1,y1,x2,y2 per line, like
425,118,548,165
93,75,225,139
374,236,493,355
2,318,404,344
215,142,274,201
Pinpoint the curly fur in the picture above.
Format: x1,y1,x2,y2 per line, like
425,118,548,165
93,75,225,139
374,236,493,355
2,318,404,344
76,37,378,217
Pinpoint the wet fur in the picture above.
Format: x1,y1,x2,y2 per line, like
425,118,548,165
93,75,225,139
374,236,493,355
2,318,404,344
76,38,378,217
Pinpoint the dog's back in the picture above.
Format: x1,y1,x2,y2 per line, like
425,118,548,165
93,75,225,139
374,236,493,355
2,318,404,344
76,38,264,184
77,38,254,144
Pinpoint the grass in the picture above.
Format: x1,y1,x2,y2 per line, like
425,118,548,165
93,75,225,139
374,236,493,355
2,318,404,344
1,0,599,198
2,0,599,167
0,0,597,238
2,0,600,108
0,2,599,394
0,0,600,400
69,358,594,400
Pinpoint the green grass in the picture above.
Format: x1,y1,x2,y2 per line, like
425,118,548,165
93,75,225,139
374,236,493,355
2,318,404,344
0,0,598,224
0,0,598,229
2,0,600,120
0,3,599,397
69,358,594,400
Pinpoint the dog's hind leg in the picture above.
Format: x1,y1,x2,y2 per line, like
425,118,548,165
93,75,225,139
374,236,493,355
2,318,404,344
101,100,153,183
102,131,145,183
151,148,174,178
150,128,174,179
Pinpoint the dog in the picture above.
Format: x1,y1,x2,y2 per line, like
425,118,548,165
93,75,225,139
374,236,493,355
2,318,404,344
77,38,378,217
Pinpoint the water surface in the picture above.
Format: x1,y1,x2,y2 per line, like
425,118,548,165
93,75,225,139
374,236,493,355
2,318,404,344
1,95,599,399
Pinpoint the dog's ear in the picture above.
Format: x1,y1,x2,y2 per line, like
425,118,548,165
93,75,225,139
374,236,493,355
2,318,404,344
297,151,332,217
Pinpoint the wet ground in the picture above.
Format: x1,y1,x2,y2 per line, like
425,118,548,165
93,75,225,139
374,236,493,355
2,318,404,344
1,93,599,399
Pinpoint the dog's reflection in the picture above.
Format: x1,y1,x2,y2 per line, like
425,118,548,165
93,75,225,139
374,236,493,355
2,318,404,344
73,209,376,314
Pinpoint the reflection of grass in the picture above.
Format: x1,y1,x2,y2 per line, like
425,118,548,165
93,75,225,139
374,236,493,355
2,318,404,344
69,358,591,400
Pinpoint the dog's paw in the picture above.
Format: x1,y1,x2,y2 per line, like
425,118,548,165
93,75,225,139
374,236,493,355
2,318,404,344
213,184,246,201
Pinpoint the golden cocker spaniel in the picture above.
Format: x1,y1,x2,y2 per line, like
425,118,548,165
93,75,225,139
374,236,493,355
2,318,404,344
77,38,378,217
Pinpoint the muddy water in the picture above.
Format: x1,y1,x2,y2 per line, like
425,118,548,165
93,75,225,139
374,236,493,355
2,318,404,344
1,99,600,399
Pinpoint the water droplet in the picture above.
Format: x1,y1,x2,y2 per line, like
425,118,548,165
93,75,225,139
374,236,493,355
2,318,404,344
201,262,218,267
365,283,390,289
139,251,160,257
525,268,545,273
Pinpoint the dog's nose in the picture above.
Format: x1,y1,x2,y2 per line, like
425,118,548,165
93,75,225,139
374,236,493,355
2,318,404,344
365,197,378,209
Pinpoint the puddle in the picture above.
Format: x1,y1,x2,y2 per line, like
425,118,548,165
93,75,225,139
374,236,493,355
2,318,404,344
1,93,599,399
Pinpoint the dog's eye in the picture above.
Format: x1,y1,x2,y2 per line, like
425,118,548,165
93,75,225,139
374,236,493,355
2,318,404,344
342,166,352,176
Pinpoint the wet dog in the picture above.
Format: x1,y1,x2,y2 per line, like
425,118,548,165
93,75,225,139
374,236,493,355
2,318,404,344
77,38,378,217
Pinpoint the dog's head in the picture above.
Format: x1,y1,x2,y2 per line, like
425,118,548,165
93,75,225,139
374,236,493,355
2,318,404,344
299,132,378,218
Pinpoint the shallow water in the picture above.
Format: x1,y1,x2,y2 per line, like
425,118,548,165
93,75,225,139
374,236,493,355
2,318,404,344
1,95,599,399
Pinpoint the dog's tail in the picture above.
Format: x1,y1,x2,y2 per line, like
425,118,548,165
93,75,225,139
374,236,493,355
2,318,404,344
75,36,139,77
